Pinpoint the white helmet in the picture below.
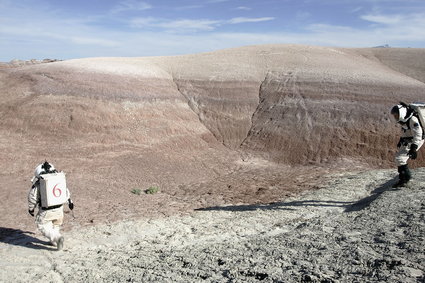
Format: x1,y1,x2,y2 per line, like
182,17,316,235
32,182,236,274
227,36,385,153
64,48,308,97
34,161,56,178
390,104,411,123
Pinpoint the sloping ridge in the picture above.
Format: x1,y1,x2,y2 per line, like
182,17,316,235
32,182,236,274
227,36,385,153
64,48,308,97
1,44,425,232
172,45,425,166
1,46,425,279
352,48,425,84
2,45,425,167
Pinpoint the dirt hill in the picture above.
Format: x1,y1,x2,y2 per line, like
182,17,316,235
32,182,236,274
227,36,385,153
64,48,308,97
1,44,425,231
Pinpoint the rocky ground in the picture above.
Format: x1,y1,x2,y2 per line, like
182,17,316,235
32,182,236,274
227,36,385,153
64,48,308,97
1,168,424,282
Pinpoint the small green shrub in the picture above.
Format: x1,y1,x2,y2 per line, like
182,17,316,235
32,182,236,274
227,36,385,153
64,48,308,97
145,186,159,194
131,188,142,195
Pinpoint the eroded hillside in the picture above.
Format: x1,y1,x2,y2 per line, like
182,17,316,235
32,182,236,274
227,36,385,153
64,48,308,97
1,44,425,230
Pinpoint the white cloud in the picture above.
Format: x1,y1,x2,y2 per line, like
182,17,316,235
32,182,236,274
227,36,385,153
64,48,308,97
1,22,424,62
236,6,252,11
0,23,122,48
307,24,356,33
358,13,425,41
1,0,425,61
228,17,275,24
361,14,402,24
158,19,222,31
0,2,122,52
70,36,119,47
130,17,221,32
111,0,152,13
361,12,425,27
129,16,276,32
304,12,425,46
174,5,204,11
130,17,157,28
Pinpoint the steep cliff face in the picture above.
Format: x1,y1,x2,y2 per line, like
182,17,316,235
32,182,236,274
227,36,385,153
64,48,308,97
169,45,425,166
241,70,425,166
2,45,425,168
173,79,260,148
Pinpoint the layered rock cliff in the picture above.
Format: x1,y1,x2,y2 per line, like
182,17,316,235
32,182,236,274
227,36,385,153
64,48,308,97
1,44,425,229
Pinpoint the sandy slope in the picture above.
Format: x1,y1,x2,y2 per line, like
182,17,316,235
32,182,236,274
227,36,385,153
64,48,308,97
1,45,425,282
1,168,423,282
1,45,425,233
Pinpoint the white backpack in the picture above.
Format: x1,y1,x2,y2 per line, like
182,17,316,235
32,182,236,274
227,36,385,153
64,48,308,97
39,172,68,208
409,103,425,131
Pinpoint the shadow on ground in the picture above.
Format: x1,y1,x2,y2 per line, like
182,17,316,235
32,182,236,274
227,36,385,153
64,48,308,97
195,200,351,212
0,227,55,251
196,177,399,213
344,177,399,212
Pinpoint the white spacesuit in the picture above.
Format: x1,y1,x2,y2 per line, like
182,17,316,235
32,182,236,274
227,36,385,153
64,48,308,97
391,104,424,187
28,161,74,250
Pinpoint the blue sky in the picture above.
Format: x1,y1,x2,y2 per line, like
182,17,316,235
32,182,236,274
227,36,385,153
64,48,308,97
1,0,425,61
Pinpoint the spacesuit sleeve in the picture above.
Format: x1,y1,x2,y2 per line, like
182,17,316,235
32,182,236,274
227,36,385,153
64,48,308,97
28,185,39,211
410,116,423,145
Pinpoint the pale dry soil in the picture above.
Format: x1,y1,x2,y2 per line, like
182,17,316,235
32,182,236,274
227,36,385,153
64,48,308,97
1,168,424,283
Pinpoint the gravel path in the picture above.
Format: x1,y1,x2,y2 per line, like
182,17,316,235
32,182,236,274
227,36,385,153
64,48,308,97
1,168,424,282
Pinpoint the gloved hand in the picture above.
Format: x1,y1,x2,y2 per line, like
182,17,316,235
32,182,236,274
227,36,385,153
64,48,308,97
409,144,418,159
28,209,34,217
68,199,74,210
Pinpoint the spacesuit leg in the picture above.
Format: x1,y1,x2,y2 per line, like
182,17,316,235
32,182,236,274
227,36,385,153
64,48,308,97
395,145,409,167
36,209,63,244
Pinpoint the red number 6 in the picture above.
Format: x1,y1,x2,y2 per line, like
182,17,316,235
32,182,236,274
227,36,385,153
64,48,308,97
53,184,62,197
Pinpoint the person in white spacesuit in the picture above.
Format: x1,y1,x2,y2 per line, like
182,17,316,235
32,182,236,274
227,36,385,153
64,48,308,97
390,103,424,187
28,161,74,250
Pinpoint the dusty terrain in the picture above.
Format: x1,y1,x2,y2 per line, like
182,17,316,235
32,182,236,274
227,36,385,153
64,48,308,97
1,168,424,282
1,44,425,282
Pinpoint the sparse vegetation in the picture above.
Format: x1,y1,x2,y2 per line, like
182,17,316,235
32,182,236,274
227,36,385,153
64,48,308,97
145,186,160,194
131,188,142,195
131,186,160,195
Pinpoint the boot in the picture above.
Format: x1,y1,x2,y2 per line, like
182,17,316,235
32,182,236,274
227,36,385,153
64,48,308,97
57,236,64,251
404,165,412,182
393,165,411,188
